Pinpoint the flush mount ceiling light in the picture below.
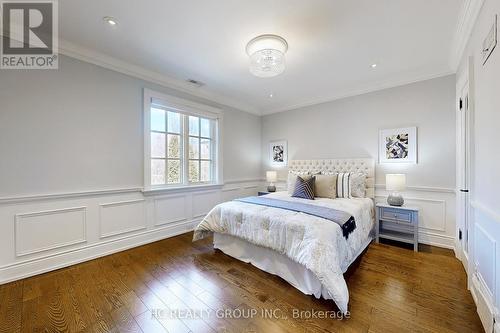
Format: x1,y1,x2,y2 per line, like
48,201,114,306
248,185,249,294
103,16,118,26
246,34,288,78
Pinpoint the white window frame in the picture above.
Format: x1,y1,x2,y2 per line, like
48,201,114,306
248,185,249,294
143,88,223,193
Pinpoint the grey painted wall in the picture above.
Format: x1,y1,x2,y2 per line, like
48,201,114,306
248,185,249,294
0,55,261,197
261,75,456,188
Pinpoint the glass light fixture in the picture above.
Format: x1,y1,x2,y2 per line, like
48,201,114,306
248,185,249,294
246,34,288,78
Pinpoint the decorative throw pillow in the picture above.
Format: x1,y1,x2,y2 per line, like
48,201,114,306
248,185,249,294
314,174,337,199
350,173,367,198
336,173,352,198
287,172,311,194
292,176,316,200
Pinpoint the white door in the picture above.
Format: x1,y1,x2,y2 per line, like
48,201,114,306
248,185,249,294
457,80,471,264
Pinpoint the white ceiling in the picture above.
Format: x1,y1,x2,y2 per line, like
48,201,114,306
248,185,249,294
59,0,464,115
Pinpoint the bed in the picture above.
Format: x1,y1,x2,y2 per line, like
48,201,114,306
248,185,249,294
193,159,375,313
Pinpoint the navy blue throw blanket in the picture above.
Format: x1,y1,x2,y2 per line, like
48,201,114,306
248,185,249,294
234,196,356,239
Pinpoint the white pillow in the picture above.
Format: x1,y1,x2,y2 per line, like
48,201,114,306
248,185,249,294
287,171,310,194
350,173,367,198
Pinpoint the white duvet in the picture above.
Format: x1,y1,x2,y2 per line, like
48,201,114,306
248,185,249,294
193,191,375,313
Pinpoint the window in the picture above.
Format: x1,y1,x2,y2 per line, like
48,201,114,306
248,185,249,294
144,89,221,190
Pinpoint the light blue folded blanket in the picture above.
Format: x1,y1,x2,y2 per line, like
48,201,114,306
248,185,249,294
234,196,356,239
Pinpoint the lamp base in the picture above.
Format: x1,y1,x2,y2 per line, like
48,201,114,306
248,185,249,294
387,193,404,206
267,185,276,192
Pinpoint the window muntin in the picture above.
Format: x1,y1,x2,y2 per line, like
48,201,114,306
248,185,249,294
188,115,213,183
149,107,184,186
146,101,217,189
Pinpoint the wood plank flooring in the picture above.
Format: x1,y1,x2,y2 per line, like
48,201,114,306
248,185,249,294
0,232,483,332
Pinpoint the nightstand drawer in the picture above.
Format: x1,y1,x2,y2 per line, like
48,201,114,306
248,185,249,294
380,220,414,234
380,207,412,223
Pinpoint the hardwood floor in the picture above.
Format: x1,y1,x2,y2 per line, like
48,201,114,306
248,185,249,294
0,232,483,333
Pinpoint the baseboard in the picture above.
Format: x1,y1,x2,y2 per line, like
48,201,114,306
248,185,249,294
0,219,199,285
418,231,456,250
471,272,497,333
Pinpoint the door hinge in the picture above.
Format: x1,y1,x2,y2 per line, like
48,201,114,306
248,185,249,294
459,229,462,240
459,98,463,110
460,189,469,193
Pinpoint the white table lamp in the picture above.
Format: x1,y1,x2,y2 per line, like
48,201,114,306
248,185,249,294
266,171,277,192
386,174,406,206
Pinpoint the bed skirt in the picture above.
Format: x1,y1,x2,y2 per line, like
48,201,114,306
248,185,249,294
214,233,331,299
213,232,373,301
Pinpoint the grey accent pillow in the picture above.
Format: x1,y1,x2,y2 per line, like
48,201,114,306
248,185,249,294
292,176,315,200
314,174,337,199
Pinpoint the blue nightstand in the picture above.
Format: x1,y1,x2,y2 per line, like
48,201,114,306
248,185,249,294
376,203,419,252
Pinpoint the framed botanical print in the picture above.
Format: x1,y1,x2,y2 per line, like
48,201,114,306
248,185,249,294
379,127,417,164
269,140,287,167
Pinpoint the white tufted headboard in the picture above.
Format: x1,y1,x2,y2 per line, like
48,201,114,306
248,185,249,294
288,158,376,198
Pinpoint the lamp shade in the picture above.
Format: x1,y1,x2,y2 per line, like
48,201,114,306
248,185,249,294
266,171,278,182
386,174,406,192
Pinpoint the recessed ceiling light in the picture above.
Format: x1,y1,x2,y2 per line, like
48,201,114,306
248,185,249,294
269,93,274,98
371,63,377,68
103,16,118,26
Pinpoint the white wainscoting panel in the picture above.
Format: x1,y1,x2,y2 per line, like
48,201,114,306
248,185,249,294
474,223,496,297
154,195,188,226
99,199,146,238
413,199,446,232
192,191,220,218
15,207,87,257
241,185,259,197
0,180,261,284
221,187,240,202
470,201,500,332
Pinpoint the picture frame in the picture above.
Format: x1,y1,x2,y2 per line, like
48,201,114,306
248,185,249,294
482,14,497,65
269,140,287,167
379,127,417,164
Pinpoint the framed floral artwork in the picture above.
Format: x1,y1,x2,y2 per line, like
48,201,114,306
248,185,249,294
269,140,287,167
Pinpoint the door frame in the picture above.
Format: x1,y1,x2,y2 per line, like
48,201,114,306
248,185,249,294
455,56,475,288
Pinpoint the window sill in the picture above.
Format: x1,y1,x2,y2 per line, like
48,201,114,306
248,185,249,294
142,183,224,196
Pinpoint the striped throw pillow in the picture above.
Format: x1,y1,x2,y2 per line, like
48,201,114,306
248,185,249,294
337,173,352,198
292,176,315,200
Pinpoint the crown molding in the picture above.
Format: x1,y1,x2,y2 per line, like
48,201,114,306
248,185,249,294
261,69,455,115
0,27,260,115
57,40,262,116
450,0,485,70
3,25,468,118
